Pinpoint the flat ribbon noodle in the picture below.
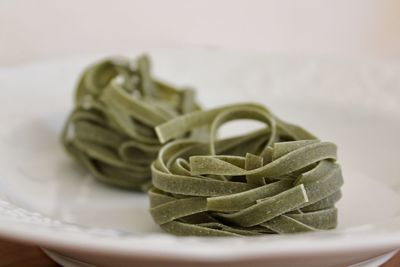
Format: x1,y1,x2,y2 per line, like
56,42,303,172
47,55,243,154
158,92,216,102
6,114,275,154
61,55,202,191
150,103,344,236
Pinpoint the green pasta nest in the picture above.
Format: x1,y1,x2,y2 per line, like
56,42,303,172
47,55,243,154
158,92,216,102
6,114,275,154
61,55,201,191
150,103,344,236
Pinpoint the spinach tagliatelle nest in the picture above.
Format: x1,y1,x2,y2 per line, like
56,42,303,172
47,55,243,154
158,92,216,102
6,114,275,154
150,103,344,236
61,55,202,191
61,54,344,236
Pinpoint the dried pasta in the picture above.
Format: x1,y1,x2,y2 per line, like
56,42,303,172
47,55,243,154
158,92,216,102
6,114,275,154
61,55,201,191
150,103,343,236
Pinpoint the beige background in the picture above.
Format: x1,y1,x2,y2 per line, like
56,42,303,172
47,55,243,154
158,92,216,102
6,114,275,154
1,0,400,66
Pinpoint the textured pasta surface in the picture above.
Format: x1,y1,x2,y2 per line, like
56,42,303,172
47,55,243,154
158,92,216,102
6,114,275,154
150,103,344,236
61,55,201,191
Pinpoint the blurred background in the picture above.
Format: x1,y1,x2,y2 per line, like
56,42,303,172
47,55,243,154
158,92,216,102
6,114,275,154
1,0,400,66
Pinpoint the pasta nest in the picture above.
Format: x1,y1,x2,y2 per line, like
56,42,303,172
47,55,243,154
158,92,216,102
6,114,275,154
61,55,201,191
150,104,343,236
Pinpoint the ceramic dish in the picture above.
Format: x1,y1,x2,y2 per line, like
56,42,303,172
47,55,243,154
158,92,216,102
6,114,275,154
0,48,399,267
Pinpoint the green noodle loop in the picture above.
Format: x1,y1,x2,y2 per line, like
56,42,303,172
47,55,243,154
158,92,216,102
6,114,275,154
61,55,202,191
150,103,343,236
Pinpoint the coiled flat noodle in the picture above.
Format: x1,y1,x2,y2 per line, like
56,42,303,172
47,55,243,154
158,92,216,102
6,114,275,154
150,103,344,236
61,55,202,191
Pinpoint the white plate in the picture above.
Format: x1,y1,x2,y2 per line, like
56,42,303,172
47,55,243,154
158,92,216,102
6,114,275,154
0,48,400,267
